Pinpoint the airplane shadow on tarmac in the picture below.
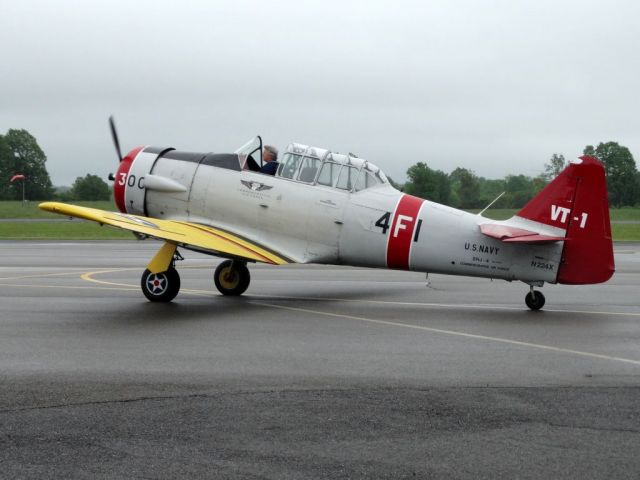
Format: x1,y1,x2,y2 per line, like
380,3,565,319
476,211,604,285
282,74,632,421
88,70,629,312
88,281,611,330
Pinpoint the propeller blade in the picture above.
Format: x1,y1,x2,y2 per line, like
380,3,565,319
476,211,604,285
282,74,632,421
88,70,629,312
109,115,123,162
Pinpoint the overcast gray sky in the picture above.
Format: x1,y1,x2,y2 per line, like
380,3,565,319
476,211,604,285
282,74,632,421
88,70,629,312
1,0,639,186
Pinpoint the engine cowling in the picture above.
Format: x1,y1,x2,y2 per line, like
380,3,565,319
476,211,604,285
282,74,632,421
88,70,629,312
113,146,175,215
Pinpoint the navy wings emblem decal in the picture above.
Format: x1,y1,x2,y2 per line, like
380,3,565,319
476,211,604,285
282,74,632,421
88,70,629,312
241,180,273,191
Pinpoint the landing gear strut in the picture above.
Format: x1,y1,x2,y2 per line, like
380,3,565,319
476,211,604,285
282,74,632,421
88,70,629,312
525,285,545,311
141,246,183,302
214,260,251,296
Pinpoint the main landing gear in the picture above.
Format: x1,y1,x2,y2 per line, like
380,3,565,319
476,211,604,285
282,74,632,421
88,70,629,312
141,266,181,302
140,245,252,302
525,285,545,311
214,260,250,296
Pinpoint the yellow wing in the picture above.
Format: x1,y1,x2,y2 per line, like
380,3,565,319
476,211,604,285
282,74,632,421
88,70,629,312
39,202,291,265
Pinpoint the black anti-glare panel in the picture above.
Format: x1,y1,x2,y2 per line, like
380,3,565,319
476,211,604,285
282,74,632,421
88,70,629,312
161,151,207,163
158,151,240,171
201,154,241,171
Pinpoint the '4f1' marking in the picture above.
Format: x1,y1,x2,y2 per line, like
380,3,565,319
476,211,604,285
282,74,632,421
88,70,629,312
394,215,413,238
375,212,391,234
375,212,422,242
551,205,588,229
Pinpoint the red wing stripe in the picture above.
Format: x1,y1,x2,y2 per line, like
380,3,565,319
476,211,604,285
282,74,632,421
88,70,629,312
386,195,424,270
178,222,275,264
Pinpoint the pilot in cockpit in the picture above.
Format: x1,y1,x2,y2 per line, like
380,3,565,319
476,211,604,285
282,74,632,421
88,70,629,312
259,145,279,175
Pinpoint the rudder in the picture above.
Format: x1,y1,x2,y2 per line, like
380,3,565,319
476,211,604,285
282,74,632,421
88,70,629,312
516,156,614,284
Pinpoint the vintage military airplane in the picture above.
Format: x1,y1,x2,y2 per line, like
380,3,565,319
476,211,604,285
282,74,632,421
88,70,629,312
40,119,614,310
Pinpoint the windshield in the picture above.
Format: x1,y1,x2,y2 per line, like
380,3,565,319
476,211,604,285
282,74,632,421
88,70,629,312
234,136,262,170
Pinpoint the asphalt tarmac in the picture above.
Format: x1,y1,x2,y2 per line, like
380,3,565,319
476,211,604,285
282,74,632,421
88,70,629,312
1,241,639,479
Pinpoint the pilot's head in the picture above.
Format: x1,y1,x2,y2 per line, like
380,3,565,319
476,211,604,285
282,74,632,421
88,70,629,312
263,145,278,163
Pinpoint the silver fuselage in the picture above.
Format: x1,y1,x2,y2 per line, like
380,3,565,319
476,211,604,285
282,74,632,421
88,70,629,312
124,153,562,284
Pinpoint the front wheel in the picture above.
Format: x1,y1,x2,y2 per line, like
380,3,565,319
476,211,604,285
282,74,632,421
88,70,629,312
525,290,545,311
141,267,180,302
214,260,250,296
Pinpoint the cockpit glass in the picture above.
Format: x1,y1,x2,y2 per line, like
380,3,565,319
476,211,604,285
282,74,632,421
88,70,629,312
354,169,382,191
335,165,358,191
297,156,322,183
234,136,262,157
277,153,302,179
316,162,341,187
278,142,390,191
375,169,388,184
234,136,262,170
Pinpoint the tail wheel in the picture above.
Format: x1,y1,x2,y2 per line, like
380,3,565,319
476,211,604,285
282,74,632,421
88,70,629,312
214,260,250,296
525,290,545,311
141,267,180,302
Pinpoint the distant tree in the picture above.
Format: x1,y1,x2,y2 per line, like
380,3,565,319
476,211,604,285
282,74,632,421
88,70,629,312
531,174,548,196
502,174,543,208
477,177,507,209
584,142,638,207
55,186,75,202
2,129,54,200
404,162,450,204
449,167,481,209
544,153,566,180
69,174,111,201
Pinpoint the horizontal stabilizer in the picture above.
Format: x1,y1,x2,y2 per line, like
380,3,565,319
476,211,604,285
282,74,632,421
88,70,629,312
480,224,565,244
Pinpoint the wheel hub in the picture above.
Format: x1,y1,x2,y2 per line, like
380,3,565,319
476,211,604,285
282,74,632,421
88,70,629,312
146,273,168,295
219,268,239,289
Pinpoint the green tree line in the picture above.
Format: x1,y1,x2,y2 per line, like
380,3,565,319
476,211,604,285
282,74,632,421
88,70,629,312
402,143,640,209
2,128,639,206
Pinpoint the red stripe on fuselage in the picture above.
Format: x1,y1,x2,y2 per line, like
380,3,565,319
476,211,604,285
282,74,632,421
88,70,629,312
386,194,424,270
113,146,145,213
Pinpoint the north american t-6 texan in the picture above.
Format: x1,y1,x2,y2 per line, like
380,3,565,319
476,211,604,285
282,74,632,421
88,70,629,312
40,119,615,310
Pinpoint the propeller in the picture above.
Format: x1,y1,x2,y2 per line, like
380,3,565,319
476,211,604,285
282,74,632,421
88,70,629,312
109,115,123,162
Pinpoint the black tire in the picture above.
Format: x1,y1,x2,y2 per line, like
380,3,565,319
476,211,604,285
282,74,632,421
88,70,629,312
141,267,180,302
525,290,545,311
214,260,250,296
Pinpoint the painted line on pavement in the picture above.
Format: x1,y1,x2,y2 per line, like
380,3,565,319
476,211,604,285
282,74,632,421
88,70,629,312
251,301,640,367
0,270,94,281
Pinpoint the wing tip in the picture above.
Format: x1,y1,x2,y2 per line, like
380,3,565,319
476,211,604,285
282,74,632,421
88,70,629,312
38,201,59,212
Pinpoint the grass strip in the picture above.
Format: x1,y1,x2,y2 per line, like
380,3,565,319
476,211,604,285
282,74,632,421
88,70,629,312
0,221,132,239
1,220,638,241
0,201,115,219
610,223,640,242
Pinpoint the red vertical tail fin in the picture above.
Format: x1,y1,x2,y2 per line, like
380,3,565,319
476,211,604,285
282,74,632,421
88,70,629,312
516,156,614,284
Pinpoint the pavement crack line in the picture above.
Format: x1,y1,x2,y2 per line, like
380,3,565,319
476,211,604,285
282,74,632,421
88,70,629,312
546,423,640,435
3,386,640,416
0,393,211,414
0,387,360,414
